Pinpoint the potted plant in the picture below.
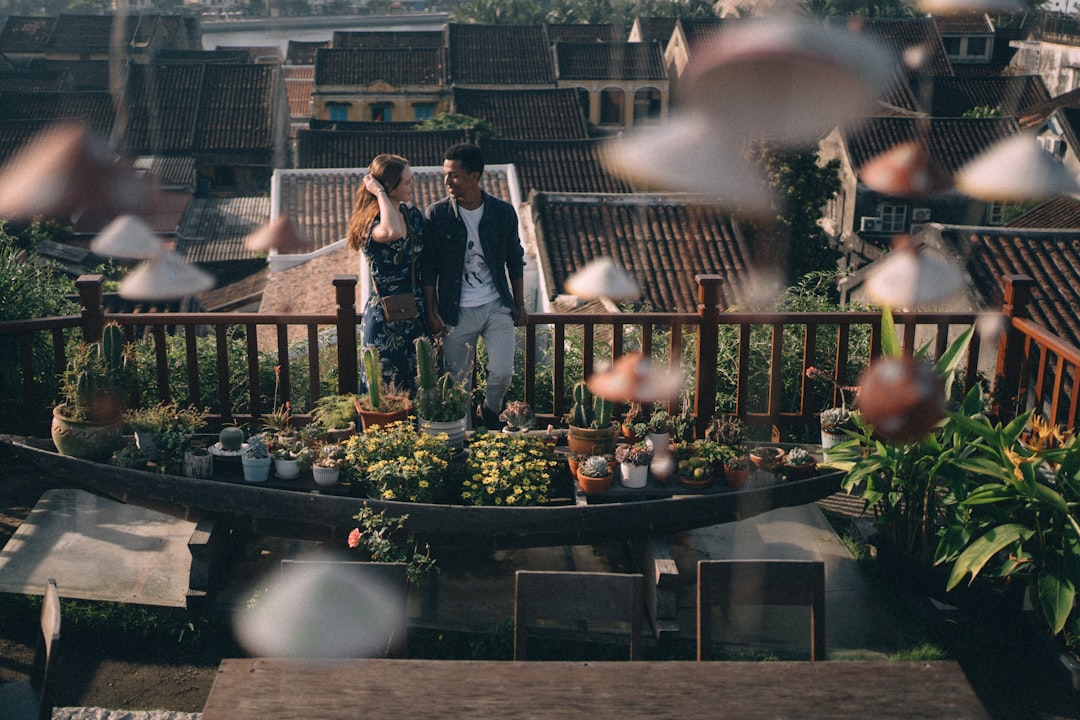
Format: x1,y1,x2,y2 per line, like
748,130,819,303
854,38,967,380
413,337,469,449
724,455,750,488
183,445,213,479
566,381,618,456
463,432,556,505
272,437,312,479
620,402,647,442
218,424,246,452
749,445,786,471
261,402,295,440
576,454,613,495
806,366,856,455
310,393,358,443
499,400,535,435
342,420,451,502
781,446,817,480
51,321,133,461
615,441,653,489
109,442,150,471
124,402,208,475
241,433,272,483
566,450,590,476
540,424,560,454
646,408,674,456
355,345,413,430
311,442,345,487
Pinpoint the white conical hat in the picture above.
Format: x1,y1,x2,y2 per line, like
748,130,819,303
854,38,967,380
955,133,1080,202
244,215,310,253
859,141,950,197
91,215,165,260
564,257,641,302
118,252,215,301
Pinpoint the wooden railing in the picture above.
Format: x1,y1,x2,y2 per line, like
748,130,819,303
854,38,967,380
0,272,1075,439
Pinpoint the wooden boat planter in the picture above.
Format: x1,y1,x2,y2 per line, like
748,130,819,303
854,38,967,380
3,435,843,550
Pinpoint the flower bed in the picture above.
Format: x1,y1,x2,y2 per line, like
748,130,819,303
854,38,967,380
463,431,556,506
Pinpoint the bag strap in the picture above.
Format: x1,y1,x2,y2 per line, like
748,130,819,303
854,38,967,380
369,206,416,299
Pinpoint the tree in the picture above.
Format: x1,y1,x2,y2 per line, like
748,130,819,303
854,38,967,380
744,144,842,287
453,0,545,24
414,112,499,137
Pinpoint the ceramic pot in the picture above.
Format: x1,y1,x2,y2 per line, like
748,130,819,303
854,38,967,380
419,416,468,450
577,469,613,495
646,432,671,457
50,404,123,462
326,421,357,443
183,449,213,479
725,466,749,489
783,461,817,481
620,462,648,489
241,455,272,483
749,446,786,471
312,465,341,487
567,424,618,456
274,457,301,479
355,399,411,431
821,429,844,461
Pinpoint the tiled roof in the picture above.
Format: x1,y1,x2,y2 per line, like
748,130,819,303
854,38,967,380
295,129,471,169
943,227,1080,349
0,16,57,54
448,24,555,86
273,165,513,254
157,50,250,64
631,17,677,44
452,87,589,140
198,266,268,312
34,59,111,90
286,75,313,118
124,63,281,155
0,120,56,163
287,40,328,65
531,192,751,312
480,137,632,193
917,75,1049,117
258,246,353,335
548,24,617,43
213,45,284,63
314,48,447,87
876,68,923,115
857,17,953,77
44,14,138,54
1006,197,1080,228
0,70,68,92
0,90,115,137
844,116,1018,175
133,154,196,189
175,196,271,263
554,42,666,81
308,119,425,132
284,65,314,79
1018,86,1080,128
678,18,726,50
933,14,993,34
332,30,445,49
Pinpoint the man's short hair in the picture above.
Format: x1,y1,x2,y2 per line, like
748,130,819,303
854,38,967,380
444,143,484,175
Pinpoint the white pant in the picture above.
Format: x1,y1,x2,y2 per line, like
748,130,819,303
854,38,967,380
442,300,516,415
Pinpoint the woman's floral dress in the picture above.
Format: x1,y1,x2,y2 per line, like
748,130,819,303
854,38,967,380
361,203,427,394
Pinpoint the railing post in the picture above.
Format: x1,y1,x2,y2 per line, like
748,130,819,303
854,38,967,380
76,274,105,343
695,274,723,439
993,274,1035,422
334,274,359,395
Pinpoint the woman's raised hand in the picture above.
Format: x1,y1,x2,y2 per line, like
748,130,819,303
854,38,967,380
363,173,386,197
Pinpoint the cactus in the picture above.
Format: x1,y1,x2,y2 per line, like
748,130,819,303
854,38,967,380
571,381,590,427
593,394,613,429
362,346,383,411
415,337,437,392
60,320,131,423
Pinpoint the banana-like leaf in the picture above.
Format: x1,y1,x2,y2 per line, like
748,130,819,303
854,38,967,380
946,523,1033,590
880,306,900,359
1035,569,1076,636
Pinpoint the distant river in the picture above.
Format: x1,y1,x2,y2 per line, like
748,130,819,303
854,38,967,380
201,13,450,55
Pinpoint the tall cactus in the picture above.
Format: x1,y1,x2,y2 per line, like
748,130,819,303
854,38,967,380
570,381,590,428
65,320,130,422
362,345,383,411
593,393,613,429
414,337,438,419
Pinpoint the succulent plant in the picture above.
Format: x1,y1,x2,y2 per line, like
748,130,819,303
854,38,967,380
579,455,611,477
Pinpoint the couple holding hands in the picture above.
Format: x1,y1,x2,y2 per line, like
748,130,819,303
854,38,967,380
345,143,527,429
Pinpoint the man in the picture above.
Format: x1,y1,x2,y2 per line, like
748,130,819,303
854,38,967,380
422,143,527,428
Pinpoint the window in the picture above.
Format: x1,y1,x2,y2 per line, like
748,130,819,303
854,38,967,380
943,37,962,56
413,103,436,121
632,88,662,124
879,204,908,233
370,103,393,122
600,88,624,125
986,201,1008,226
966,37,987,56
327,103,349,121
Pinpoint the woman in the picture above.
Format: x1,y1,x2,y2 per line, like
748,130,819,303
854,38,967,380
346,154,427,394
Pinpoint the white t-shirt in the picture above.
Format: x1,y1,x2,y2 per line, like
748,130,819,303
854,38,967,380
458,203,500,308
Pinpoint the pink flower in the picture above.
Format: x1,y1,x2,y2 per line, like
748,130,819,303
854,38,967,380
347,527,362,549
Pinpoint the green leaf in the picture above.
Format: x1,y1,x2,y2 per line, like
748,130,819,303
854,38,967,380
946,523,1033,590
933,325,974,403
1035,570,1076,636
879,307,900,358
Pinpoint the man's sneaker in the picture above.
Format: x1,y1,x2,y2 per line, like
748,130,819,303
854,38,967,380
478,404,505,431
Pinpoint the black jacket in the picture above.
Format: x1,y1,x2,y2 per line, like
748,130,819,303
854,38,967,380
422,191,525,326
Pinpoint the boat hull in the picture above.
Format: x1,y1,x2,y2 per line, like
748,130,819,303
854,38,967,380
3,435,844,550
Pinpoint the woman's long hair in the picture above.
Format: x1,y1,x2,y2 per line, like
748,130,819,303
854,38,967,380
346,153,409,251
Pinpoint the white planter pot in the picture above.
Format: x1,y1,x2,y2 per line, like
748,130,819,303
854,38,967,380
620,462,649,489
241,456,272,483
821,429,845,461
418,416,468,450
647,432,671,457
183,450,213,479
312,465,341,487
274,457,301,479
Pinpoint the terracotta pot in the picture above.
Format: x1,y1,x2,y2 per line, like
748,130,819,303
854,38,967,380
576,469,613,495
567,424,618,456
782,461,817,481
355,400,412,431
724,466,749,489
326,421,357,443
749,446,786,470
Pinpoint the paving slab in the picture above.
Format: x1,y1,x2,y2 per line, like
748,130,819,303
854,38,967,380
0,489,195,607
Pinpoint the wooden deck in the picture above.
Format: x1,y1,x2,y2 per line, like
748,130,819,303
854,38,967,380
201,658,991,719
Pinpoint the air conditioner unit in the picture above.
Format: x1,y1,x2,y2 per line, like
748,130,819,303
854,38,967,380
859,216,882,232
911,207,931,222
1038,136,1063,156
910,223,926,235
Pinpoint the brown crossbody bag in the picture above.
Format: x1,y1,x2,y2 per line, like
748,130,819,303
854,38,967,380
374,225,420,322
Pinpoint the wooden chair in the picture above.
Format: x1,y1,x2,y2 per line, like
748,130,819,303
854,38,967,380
514,570,645,661
279,559,409,657
697,559,825,661
0,579,62,720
